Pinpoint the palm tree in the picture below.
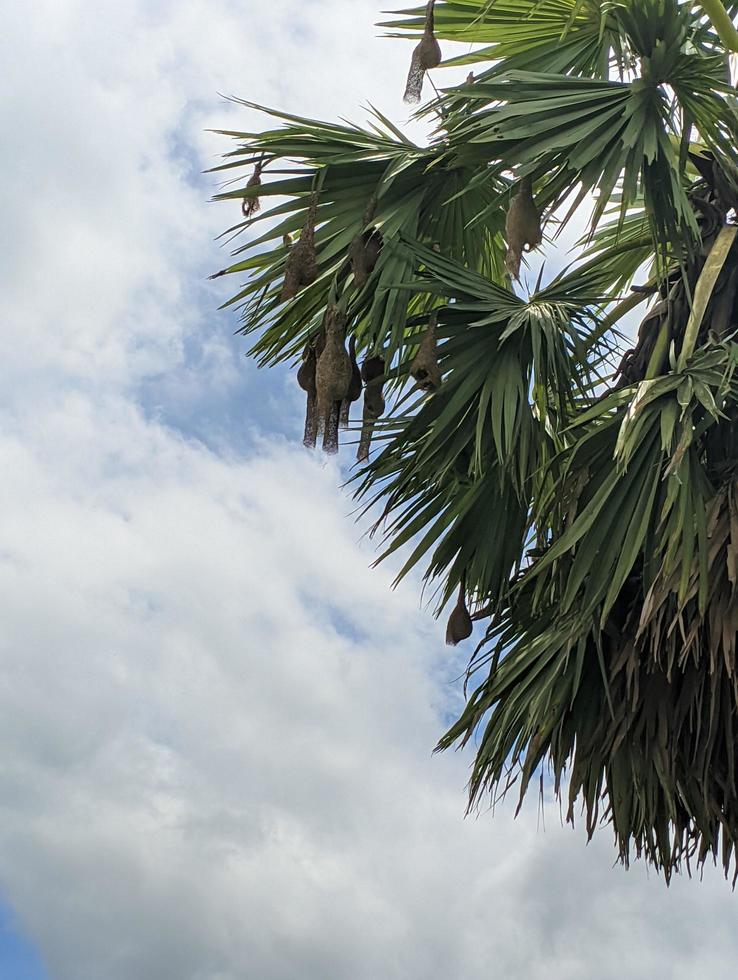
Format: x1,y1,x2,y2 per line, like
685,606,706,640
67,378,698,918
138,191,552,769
212,0,738,882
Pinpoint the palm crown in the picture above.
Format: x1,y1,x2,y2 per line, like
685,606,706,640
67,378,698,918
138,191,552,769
212,0,738,882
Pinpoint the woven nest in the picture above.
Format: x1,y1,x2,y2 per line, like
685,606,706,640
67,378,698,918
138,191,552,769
281,194,319,302
505,176,543,280
242,159,264,219
357,355,385,463
315,307,352,454
410,314,442,392
446,578,473,646
404,1,442,105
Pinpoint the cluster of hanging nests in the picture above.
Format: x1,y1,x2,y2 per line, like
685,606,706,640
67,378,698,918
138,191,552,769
240,170,453,463
238,160,470,633
234,0,545,645
280,192,394,460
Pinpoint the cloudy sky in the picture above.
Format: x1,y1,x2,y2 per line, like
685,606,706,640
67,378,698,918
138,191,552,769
1,1,738,977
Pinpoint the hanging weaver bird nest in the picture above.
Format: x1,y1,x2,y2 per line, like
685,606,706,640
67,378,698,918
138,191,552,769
349,197,383,289
410,313,442,391
505,175,543,280
404,0,442,105
297,332,325,449
357,355,385,463
446,577,473,646
241,158,264,219
340,336,363,429
315,307,352,454
281,193,319,302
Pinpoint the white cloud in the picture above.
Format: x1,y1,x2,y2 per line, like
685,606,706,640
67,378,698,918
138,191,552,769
2,397,737,980
1,2,737,979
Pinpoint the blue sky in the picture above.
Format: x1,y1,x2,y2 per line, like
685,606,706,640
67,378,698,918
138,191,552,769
2,2,738,979
0,905,48,980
